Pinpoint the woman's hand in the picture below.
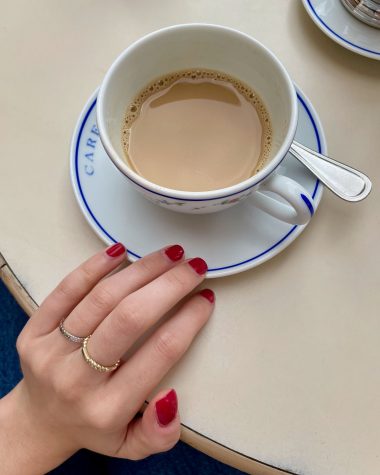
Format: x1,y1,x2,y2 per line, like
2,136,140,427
0,243,214,475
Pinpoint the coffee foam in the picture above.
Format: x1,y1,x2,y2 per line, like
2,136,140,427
122,69,272,185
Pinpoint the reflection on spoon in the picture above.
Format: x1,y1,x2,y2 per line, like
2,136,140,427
289,141,372,202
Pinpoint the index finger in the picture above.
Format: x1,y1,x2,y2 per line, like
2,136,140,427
28,243,126,336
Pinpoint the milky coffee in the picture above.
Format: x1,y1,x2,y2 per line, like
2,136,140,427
122,69,272,192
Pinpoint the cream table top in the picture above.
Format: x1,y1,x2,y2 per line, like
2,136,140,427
1,1,379,474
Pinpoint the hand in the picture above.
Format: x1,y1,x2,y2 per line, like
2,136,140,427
0,243,214,474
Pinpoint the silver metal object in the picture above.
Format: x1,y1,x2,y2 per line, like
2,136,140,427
289,141,372,202
59,318,87,344
340,0,380,29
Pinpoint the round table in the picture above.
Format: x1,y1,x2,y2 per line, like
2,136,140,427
1,1,379,474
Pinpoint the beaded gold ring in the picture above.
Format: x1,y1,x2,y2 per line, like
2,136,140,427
81,335,120,373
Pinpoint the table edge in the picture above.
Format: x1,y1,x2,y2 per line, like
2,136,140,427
0,252,294,475
0,253,38,315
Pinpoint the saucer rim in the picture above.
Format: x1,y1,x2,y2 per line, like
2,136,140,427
302,0,380,60
70,86,326,278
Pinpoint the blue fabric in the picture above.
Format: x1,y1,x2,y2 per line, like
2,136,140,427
0,280,28,397
0,280,246,474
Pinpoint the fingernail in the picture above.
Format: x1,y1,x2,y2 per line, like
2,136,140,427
165,244,184,262
199,288,215,304
188,257,208,275
106,243,126,258
155,389,178,427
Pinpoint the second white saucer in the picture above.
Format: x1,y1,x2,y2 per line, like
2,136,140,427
302,0,380,60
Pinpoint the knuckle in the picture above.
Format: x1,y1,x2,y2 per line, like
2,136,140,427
134,432,179,459
114,300,143,336
29,351,51,379
90,284,114,311
75,270,94,290
122,441,150,461
16,332,29,360
157,435,179,453
80,262,95,284
56,264,94,299
51,375,78,402
164,270,188,293
56,275,78,299
154,331,182,362
136,257,155,275
83,404,116,432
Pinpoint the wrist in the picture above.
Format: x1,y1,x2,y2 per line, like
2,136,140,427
0,382,77,475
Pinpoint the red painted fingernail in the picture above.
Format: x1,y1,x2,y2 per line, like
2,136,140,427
155,389,178,427
188,257,208,275
165,244,184,262
106,243,126,258
199,289,215,304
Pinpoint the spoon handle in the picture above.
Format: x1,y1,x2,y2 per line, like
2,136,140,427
290,141,372,202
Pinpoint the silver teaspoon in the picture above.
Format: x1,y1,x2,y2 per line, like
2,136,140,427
289,141,372,202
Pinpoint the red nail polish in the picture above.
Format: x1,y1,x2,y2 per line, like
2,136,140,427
199,289,215,304
188,257,208,275
155,389,178,427
165,244,184,262
106,243,126,258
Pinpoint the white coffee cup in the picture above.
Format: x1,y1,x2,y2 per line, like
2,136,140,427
97,24,315,225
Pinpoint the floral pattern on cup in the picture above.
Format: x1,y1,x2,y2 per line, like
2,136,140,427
191,192,252,211
155,199,186,207
148,190,254,212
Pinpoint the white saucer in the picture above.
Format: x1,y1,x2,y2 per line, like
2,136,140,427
70,87,325,278
302,0,380,60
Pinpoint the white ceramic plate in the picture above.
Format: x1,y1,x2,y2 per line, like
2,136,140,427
70,86,325,278
302,0,380,60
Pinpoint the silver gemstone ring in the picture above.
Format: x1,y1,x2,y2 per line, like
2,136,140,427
59,318,87,344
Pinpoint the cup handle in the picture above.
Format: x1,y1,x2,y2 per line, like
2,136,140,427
249,173,315,225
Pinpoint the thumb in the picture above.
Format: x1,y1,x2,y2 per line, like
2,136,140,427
116,388,180,460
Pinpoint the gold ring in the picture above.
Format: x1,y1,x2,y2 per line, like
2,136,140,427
81,336,120,373
59,319,87,344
